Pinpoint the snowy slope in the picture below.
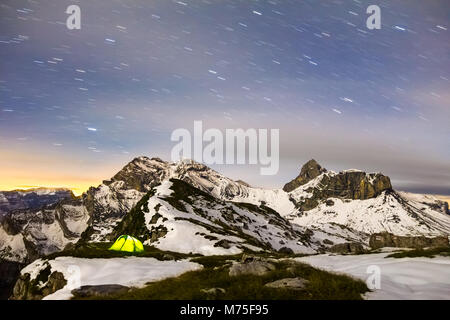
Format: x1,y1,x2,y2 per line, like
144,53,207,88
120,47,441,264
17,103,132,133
296,253,450,300
291,191,450,237
0,227,27,262
20,257,202,300
120,179,320,255
165,160,450,241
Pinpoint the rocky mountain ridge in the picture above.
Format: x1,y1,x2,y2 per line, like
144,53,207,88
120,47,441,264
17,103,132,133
0,188,73,217
0,156,449,264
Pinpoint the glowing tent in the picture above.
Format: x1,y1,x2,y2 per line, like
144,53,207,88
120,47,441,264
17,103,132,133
109,235,144,253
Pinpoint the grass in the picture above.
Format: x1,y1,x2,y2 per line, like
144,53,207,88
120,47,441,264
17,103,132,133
45,242,199,261
74,255,369,300
386,247,450,259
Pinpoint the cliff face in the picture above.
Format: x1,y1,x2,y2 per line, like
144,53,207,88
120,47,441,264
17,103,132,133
369,232,450,249
310,170,392,200
285,160,392,211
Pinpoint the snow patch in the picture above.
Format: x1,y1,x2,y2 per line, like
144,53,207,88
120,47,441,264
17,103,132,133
296,253,450,300
27,257,203,300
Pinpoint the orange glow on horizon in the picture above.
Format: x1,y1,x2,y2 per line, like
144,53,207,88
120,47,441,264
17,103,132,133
0,148,127,196
0,179,102,196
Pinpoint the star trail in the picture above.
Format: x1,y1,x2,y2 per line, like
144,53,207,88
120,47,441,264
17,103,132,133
0,0,449,195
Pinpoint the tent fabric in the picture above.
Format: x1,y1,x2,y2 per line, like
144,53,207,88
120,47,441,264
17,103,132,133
109,235,144,253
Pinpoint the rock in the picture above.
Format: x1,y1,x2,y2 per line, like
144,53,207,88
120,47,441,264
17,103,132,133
229,260,276,276
264,277,309,290
240,254,269,263
200,287,226,295
284,160,392,211
278,247,294,254
369,232,450,249
0,259,25,300
214,239,232,249
322,239,334,245
1,216,22,235
11,273,31,300
305,172,391,211
442,201,449,215
11,270,67,300
41,272,66,297
329,242,365,254
72,285,130,298
162,254,176,261
283,160,327,192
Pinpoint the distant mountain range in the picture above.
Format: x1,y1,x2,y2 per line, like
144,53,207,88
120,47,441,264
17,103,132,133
0,188,73,217
1,156,449,264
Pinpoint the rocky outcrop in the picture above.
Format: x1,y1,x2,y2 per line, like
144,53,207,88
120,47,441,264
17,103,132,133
329,242,365,254
369,232,450,249
286,161,392,211
72,285,130,298
104,156,170,192
11,269,66,300
442,201,449,215
278,247,294,254
283,159,327,192
229,256,276,276
107,189,155,243
0,197,88,262
200,287,226,295
264,277,309,290
315,171,392,200
0,259,25,300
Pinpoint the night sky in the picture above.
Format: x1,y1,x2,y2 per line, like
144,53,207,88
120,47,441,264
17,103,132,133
0,0,449,195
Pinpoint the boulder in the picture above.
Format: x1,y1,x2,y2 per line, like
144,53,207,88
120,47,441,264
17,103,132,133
200,287,226,295
72,285,130,298
162,253,176,261
369,232,450,249
278,247,294,254
265,277,309,290
214,239,233,249
329,242,365,254
229,259,276,276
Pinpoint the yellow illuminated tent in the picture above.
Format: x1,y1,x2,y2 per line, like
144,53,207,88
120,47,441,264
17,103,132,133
109,235,144,253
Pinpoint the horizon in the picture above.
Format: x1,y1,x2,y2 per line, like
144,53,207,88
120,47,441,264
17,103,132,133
1,155,449,201
1,0,449,196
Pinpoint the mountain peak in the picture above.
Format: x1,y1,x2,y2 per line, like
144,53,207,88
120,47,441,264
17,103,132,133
283,159,327,192
302,159,326,173
103,156,171,192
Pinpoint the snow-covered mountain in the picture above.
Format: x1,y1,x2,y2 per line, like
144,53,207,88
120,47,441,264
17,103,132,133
1,156,449,264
